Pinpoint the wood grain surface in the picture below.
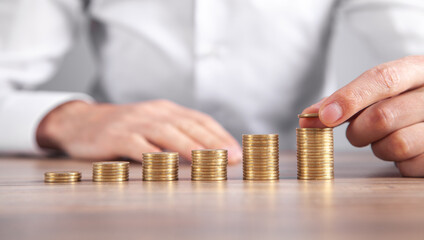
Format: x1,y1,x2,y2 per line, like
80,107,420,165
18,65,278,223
1,152,423,240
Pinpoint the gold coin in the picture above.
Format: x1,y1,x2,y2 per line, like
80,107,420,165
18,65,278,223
243,177,279,180
296,127,333,131
243,162,279,166
142,177,178,181
297,164,334,168
243,139,279,143
191,162,227,165
192,173,227,177
143,170,178,173
298,113,319,118
93,167,129,171
243,171,279,175
93,179,128,182
297,172,334,176
297,157,334,161
45,179,81,183
192,149,227,154
192,156,226,159
243,153,279,157
143,167,178,171
191,158,228,163
44,176,81,179
45,178,82,182
143,158,179,161
92,175,129,179
298,169,334,173
192,178,227,181
93,175,129,179
243,168,279,172
92,172,129,176
243,159,279,163
93,161,129,166
93,167,129,172
192,167,227,171
142,175,178,179
298,177,333,180
191,168,227,171
44,171,81,176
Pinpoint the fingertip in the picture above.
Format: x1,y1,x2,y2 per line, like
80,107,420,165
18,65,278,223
227,145,242,165
299,118,327,128
298,98,328,128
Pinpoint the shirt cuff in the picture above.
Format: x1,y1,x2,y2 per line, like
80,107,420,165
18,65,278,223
0,91,93,155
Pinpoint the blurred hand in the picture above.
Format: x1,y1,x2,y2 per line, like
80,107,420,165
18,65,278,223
37,99,242,164
301,56,424,177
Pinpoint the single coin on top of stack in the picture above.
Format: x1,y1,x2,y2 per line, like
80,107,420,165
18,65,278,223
142,152,179,181
297,113,334,180
191,149,228,181
243,134,279,180
44,171,81,183
92,161,129,182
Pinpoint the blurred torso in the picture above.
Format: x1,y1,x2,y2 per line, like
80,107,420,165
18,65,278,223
88,0,336,148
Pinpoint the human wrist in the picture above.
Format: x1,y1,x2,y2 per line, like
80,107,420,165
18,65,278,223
36,100,93,150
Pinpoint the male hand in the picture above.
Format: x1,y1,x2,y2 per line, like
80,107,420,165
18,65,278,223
300,56,424,177
37,99,242,164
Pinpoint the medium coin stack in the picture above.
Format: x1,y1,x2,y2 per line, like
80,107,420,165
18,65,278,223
92,161,129,182
142,152,179,181
191,149,228,181
243,134,279,180
297,113,334,180
44,171,81,183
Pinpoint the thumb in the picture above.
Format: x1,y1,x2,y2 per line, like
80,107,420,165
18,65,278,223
319,56,424,127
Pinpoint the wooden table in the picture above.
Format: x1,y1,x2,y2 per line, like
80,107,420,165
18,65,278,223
1,152,424,240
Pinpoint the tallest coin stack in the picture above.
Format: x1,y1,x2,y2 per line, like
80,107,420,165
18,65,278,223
297,113,334,180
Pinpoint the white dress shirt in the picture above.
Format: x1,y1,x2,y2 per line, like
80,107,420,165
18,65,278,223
1,0,424,154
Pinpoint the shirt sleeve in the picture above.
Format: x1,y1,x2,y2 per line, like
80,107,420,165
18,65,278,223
0,91,93,155
0,0,92,155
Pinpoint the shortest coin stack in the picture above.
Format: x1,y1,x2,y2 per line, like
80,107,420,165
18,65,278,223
191,149,228,181
44,171,81,183
143,152,179,181
92,161,129,182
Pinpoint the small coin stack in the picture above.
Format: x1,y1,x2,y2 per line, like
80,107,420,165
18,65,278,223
243,134,279,180
92,161,129,182
142,152,179,181
44,171,81,183
297,113,334,180
191,149,228,181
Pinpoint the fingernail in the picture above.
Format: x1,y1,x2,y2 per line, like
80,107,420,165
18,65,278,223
321,102,343,124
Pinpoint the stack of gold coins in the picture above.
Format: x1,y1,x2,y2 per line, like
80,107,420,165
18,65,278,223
243,134,279,180
92,161,129,182
44,171,81,183
142,152,179,181
191,149,228,181
297,113,334,180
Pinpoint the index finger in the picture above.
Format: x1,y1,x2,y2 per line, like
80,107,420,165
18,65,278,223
319,56,424,127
